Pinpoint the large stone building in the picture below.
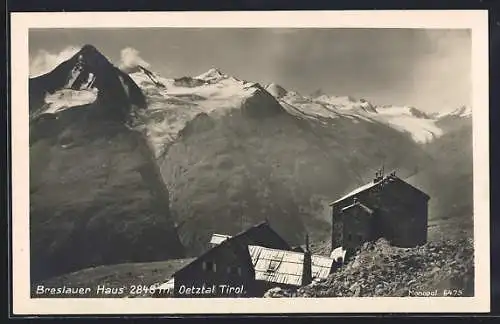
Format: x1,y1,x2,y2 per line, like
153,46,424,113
329,171,430,257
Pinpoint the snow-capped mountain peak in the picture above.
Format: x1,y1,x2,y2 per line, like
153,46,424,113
126,60,455,145
30,44,465,148
195,68,229,82
312,94,377,113
29,44,146,120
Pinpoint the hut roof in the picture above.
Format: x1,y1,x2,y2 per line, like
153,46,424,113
248,245,334,287
329,174,430,206
331,181,380,206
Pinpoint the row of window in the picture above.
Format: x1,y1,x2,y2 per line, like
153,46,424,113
202,261,242,276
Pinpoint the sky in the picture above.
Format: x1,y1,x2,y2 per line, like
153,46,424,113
29,28,471,113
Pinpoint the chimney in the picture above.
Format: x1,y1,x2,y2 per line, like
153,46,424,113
301,234,313,286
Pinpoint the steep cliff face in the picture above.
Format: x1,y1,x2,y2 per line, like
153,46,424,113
29,45,184,281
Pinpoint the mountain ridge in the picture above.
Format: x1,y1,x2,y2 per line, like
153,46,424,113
127,63,468,146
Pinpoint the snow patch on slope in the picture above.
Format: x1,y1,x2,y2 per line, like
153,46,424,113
43,88,99,114
379,116,443,143
436,106,472,119
265,83,288,99
277,92,442,143
376,105,429,119
372,105,442,142
129,69,261,156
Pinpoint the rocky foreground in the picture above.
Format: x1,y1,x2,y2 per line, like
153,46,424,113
265,237,474,297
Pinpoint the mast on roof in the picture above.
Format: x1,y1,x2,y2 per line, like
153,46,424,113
381,159,385,178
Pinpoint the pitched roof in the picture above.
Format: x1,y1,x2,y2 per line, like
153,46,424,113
172,221,289,278
227,220,292,250
248,245,334,287
329,180,381,206
329,174,429,206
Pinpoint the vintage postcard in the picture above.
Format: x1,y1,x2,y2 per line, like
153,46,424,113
11,10,490,314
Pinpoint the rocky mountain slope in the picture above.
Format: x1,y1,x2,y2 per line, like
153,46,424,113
29,45,185,281
126,65,444,254
414,115,473,240
265,237,474,297
29,45,473,281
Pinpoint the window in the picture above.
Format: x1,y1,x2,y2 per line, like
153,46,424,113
203,261,216,272
267,257,282,273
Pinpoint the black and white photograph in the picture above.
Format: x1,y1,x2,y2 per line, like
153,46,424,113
11,11,490,314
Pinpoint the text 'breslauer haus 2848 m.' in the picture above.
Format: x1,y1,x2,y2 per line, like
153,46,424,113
154,169,430,298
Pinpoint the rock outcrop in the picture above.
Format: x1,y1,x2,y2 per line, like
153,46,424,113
265,238,474,297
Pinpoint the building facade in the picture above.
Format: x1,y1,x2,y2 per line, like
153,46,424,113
340,198,376,252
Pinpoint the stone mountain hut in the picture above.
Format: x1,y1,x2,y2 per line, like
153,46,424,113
329,170,430,257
